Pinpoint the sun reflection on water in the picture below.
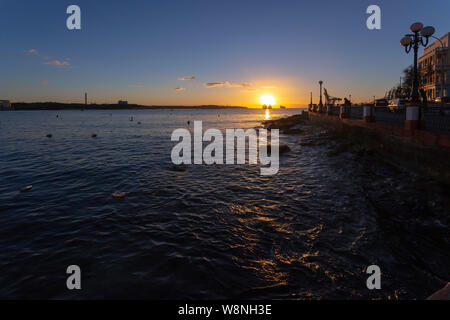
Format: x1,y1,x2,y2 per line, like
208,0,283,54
265,110,270,120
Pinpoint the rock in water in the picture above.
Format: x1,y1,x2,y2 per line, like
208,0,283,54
20,185,33,192
170,165,187,172
280,144,291,154
112,192,127,199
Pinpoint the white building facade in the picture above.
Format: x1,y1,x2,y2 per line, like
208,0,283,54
419,32,450,100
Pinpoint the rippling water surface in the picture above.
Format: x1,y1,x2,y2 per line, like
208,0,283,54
0,108,448,299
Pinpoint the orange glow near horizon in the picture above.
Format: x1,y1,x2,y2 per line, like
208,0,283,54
15,77,312,108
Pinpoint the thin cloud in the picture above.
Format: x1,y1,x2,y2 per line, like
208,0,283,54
205,81,252,88
174,87,186,91
40,81,49,85
178,76,195,81
26,49,38,55
230,82,252,88
205,81,228,88
262,86,277,89
42,60,71,67
128,84,145,88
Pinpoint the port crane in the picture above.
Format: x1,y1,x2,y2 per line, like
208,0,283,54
323,88,342,106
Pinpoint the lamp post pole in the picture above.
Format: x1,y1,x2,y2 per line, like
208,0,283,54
318,81,323,111
412,31,420,103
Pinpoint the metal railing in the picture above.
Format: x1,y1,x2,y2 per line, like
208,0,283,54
329,106,340,116
424,107,450,134
310,105,450,135
349,106,363,120
373,107,405,127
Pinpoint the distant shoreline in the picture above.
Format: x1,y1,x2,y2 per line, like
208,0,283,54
5,103,248,111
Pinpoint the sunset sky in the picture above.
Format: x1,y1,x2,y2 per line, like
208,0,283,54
1,0,449,107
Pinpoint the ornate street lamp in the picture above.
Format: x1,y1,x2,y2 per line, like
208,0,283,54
400,22,435,103
318,80,323,111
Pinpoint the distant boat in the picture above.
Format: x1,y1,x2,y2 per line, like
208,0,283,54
279,105,286,109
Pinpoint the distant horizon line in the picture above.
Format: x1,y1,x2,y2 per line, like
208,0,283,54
8,101,307,109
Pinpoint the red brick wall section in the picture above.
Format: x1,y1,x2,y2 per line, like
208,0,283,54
363,116,375,123
309,112,450,149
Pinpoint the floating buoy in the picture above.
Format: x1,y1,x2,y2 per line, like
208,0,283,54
187,120,190,125
20,185,32,192
112,192,127,199
46,134,52,138
137,121,141,125
92,133,97,138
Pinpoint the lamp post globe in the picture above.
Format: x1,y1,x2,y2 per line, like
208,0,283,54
420,26,435,38
400,36,412,47
410,22,423,33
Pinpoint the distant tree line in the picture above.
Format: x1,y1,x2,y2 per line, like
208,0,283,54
10,102,247,110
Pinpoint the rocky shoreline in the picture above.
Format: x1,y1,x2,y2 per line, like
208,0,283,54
263,113,450,299
264,114,450,184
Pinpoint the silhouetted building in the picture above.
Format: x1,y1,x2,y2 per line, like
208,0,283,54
118,100,128,105
0,100,11,108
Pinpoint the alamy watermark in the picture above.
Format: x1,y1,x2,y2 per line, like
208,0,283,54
66,265,81,290
65,5,381,31
66,5,81,30
171,121,280,176
366,265,381,290
366,5,381,30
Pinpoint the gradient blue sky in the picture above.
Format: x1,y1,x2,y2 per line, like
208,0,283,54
1,0,449,106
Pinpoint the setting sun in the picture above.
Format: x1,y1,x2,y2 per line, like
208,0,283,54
259,94,276,106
